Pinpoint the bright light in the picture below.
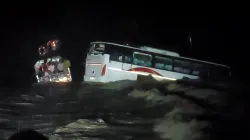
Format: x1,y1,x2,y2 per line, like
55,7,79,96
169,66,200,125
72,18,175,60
68,68,72,80
90,77,95,80
36,75,40,82
108,67,149,76
151,74,176,81
59,77,68,82
52,41,56,47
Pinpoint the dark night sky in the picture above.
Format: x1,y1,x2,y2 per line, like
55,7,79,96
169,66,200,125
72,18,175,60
1,5,249,88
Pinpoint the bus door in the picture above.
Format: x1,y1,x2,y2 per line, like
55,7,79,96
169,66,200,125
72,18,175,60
122,62,132,70
122,55,132,70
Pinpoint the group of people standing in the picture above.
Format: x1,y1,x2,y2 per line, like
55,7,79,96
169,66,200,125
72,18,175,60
35,56,71,81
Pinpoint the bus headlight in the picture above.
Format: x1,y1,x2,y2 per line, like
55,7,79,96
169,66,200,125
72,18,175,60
90,77,95,80
58,77,68,82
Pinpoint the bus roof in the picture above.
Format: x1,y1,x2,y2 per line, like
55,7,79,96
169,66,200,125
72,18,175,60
91,41,230,69
139,46,180,57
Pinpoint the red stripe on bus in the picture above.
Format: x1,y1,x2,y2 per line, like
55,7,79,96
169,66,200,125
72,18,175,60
128,67,162,76
101,64,106,76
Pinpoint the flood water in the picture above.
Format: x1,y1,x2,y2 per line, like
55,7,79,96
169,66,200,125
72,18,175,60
0,79,246,140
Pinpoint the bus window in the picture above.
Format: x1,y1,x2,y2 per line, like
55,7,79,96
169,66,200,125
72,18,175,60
133,52,152,67
191,63,209,77
154,56,173,71
191,63,201,76
121,47,133,64
105,44,120,61
105,44,132,63
124,55,132,63
109,51,119,61
173,60,191,74
89,43,105,54
118,53,123,62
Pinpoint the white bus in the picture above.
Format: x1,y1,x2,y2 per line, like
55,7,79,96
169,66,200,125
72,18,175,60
84,41,231,82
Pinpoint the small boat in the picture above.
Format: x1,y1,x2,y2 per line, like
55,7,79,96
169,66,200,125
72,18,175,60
34,39,72,83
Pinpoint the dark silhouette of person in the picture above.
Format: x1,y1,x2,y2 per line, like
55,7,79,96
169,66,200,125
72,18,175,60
8,130,48,140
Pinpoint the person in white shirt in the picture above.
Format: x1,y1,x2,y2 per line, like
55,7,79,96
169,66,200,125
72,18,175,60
57,59,64,72
49,64,55,73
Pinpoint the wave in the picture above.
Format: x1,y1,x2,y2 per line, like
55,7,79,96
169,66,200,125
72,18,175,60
0,76,243,140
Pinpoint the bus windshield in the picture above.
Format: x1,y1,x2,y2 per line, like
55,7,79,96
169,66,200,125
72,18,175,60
89,43,105,54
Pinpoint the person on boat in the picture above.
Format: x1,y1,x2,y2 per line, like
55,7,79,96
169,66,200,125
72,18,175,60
47,61,55,74
63,58,71,74
57,58,64,72
38,63,45,76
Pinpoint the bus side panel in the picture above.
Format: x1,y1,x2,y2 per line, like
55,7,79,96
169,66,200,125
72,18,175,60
106,61,137,82
105,63,199,82
130,64,199,80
